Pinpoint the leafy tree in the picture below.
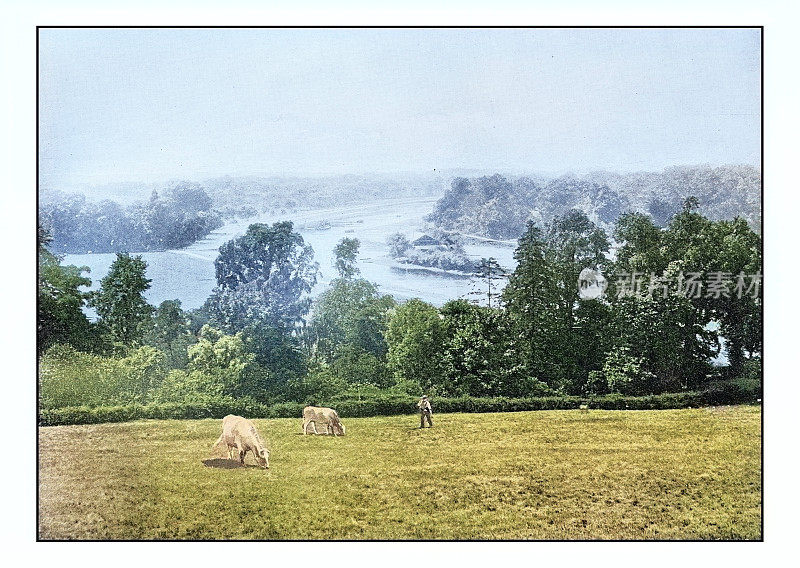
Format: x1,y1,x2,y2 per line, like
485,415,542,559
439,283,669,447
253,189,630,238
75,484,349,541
502,222,564,389
333,237,361,279
209,221,319,331
90,253,154,346
440,300,546,397
202,222,317,392
166,181,213,213
544,210,610,389
145,300,190,345
188,326,252,376
588,345,658,396
40,344,165,407
330,344,389,387
285,363,347,405
666,214,762,375
115,346,168,403
545,209,610,312
426,177,473,227
176,324,276,401
143,300,196,369
344,294,397,358
612,200,762,379
38,192,87,253
386,233,411,258
310,278,391,360
613,212,667,276
503,214,611,392
385,299,446,393
308,278,395,387
610,294,716,392
570,298,616,394
37,225,96,354
39,185,221,254
240,324,307,385
152,369,217,404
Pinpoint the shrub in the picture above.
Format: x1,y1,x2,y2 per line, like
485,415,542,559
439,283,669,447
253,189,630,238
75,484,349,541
285,364,348,405
38,386,760,426
595,346,658,396
268,402,306,419
39,344,167,409
39,396,273,426
702,378,760,406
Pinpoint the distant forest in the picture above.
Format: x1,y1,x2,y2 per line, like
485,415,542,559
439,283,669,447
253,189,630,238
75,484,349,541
39,165,760,255
39,173,444,254
40,183,223,254
202,173,444,217
426,165,761,239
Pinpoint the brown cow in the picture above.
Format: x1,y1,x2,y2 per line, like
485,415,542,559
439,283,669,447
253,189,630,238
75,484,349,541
211,415,270,468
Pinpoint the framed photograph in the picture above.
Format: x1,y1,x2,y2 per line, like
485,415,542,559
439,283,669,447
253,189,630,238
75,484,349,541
33,24,763,544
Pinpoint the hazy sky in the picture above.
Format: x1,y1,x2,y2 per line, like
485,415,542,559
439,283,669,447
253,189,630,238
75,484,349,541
39,27,761,189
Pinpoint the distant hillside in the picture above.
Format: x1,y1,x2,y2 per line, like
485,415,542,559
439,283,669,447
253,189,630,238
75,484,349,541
203,173,446,218
47,173,447,221
426,165,761,239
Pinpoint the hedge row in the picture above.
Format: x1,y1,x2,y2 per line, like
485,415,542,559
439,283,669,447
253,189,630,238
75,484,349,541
39,381,760,426
39,399,304,427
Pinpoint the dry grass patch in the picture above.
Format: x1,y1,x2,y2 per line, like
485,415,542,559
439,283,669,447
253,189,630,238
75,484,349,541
38,406,761,540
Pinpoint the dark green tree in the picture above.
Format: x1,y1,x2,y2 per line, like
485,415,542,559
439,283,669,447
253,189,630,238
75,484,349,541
545,209,610,322
613,212,667,276
608,294,716,392
143,299,196,369
502,222,564,389
664,211,761,376
571,298,616,394
608,198,761,385
90,253,154,346
440,300,547,397
544,210,610,390
310,279,394,359
385,299,446,393
37,225,95,354
308,278,395,386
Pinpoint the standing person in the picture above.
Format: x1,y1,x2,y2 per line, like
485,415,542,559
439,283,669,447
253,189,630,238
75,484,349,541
418,395,433,428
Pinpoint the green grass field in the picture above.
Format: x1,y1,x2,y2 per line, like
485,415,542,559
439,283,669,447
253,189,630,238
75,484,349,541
38,406,761,540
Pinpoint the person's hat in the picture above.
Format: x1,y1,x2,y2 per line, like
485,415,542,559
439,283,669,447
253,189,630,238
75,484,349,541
421,395,428,399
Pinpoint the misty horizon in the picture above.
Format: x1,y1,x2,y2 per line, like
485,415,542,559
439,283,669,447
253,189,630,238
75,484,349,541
42,162,761,204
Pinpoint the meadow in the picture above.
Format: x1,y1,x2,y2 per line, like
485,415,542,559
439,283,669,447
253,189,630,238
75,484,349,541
38,406,761,540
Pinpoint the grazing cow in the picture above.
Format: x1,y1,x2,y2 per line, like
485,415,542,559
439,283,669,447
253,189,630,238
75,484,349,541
211,415,270,469
302,406,346,436
579,404,589,413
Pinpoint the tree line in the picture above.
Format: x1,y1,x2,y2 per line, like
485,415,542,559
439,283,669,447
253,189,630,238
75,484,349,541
427,166,761,240
39,183,223,254
38,197,761,412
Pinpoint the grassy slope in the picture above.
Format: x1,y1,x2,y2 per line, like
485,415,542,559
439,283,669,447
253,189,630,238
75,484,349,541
38,407,761,540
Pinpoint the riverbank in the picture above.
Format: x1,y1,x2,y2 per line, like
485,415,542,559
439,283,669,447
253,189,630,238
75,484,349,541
64,196,517,310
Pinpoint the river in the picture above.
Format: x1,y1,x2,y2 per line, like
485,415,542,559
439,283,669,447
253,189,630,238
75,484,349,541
64,196,518,313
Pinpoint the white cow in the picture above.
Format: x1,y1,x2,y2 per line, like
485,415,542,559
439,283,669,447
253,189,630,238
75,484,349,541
211,415,270,468
302,406,346,436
